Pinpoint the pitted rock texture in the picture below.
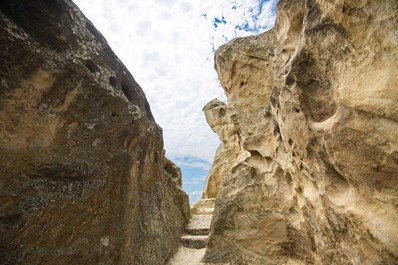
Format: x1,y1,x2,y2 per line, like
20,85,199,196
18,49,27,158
0,1,190,264
202,0,398,264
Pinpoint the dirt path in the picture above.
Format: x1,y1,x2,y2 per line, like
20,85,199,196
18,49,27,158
167,246,206,265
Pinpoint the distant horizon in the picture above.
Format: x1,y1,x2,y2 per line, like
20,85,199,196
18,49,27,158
74,0,278,203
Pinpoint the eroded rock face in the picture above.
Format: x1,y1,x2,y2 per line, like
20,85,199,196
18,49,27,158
203,0,398,264
202,99,241,199
0,1,190,264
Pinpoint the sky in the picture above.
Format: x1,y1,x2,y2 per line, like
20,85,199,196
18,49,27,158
73,0,278,203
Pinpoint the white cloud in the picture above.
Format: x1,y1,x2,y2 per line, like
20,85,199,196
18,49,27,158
185,175,208,185
173,157,211,171
190,190,202,196
189,190,202,204
73,0,277,172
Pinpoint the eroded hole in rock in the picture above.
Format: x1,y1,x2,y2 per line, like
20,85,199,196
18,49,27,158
285,173,293,184
219,108,226,117
249,150,263,158
86,60,98,73
285,74,295,86
121,82,133,102
246,150,269,168
296,186,303,194
288,138,294,146
109,76,117,87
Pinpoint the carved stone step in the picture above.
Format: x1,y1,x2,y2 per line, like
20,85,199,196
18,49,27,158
181,235,209,249
185,214,212,235
191,199,215,214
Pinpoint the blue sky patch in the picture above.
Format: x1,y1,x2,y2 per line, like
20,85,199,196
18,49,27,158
235,21,259,33
173,156,211,203
213,16,227,28
179,163,210,204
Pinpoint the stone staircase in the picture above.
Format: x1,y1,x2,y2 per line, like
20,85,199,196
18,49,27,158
181,214,212,249
168,199,215,265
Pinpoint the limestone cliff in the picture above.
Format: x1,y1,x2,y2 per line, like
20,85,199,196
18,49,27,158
202,0,398,264
0,1,190,264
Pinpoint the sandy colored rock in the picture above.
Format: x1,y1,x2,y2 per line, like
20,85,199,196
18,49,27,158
168,247,207,265
191,198,215,215
202,0,398,264
181,235,209,249
185,214,213,235
0,1,190,264
202,100,241,199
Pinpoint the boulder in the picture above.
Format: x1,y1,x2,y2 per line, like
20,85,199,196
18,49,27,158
0,1,190,264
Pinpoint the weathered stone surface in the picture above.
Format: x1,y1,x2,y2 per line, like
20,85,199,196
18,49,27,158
0,1,190,264
203,0,398,264
185,214,213,236
191,198,215,215
181,235,209,249
167,247,207,265
202,100,240,199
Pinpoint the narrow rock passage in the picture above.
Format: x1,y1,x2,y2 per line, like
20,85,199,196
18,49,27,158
168,201,214,265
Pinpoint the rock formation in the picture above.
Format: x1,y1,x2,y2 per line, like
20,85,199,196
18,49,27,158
202,0,398,264
0,1,190,264
202,99,240,200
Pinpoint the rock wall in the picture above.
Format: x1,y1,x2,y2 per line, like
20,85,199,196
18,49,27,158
203,0,398,264
0,1,190,264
